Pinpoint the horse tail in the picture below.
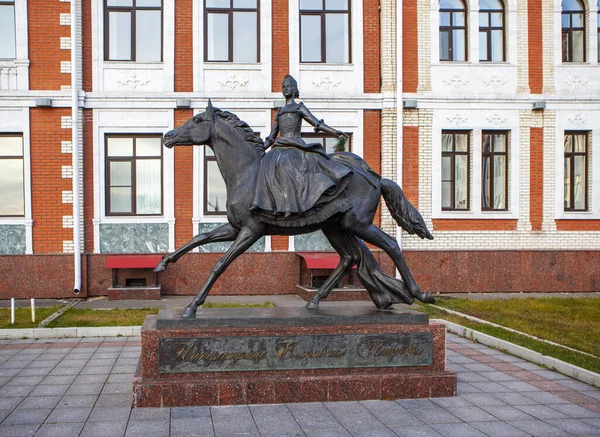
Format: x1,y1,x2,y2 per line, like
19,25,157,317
380,178,433,240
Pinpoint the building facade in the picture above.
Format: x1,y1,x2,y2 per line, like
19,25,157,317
0,0,598,298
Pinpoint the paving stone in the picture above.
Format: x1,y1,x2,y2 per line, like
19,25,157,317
107,373,133,384
94,394,133,407
476,371,518,382
170,406,211,419
3,408,51,425
28,384,69,397
303,430,351,437
46,407,92,423
26,360,60,369
80,366,112,375
430,422,488,437
87,406,132,422
39,375,77,385
0,385,35,397
249,404,303,434
47,367,81,376
129,407,170,421
480,404,537,421
446,406,497,422
515,404,570,420
470,381,512,393
388,424,444,436
290,412,343,431
521,390,569,404
457,372,490,382
462,363,497,372
361,401,423,426
34,422,84,437
80,420,127,437
0,396,25,410
57,395,99,409
491,392,540,406
87,358,116,367
396,399,437,409
73,374,109,385
430,396,473,408
0,423,39,437
459,392,507,406
508,419,572,437
499,381,541,392
6,376,45,386
583,418,600,427
112,365,138,374
101,383,132,395
124,419,169,437
546,418,600,435
406,407,462,424
350,427,399,436
469,421,530,437
0,408,11,421
170,417,215,437
549,402,600,418
456,382,482,394
212,414,259,435
15,396,61,410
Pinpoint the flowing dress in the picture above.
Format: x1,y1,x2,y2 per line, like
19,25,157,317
251,102,353,225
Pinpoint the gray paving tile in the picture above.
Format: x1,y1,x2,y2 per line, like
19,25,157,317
34,422,84,437
491,391,540,406
304,430,351,437
396,399,437,409
476,371,518,382
0,385,35,397
170,417,215,437
286,402,326,414
459,393,507,406
6,376,45,386
546,418,600,435
360,401,423,426
470,381,512,393
3,408,51,425
530,370,569,380
0,408,11,422
430,396,473,408
388,424,444,436
456,382,482,394
431,422,488,437
457,372,490,383
446,406,497,422
260,434,305,437
80,420,127,437
94,394,132,407
65,383,104,396
45,407,92,423
582,417,600,428
406,407,462,424
499,381,541,392
15,396,60,410
28,384,69,397
462,364,497,372
124,420,169,437
80,366,112,375
112,365,137,374
290,412,343,431
87,406,132,422
351,427,399,437
39,375,77,385
129,407,170,421
101,383,132,395
480,404,536,421
515,404,570,420
509,419,572,437
107,373,133,384
249,404,303,434
0,396,25,410
469,421,530,437
0,423,39,437
73,374,108,385
56,395,98,408
212,414,259,435
87,358,116,367
170,406,211,419
549,402,600,418
521,390,569,404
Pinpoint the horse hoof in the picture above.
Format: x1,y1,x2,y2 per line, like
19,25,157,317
153,262,167,273
182,307,197,318
421,291,435,304
305,300,319,310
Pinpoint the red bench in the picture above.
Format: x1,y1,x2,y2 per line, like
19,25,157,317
105,255,163,300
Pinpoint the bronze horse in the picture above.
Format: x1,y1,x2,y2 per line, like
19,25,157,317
157,102,434,317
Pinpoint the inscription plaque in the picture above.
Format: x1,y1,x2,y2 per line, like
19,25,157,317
158,332,433,373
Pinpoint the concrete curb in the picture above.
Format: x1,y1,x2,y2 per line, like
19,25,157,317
432,318,600,390
0,326,141,340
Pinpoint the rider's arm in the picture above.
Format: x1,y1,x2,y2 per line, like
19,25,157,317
264,112,280,149
299,103,346,139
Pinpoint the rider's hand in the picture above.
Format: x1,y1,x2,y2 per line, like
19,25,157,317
336,131,348,141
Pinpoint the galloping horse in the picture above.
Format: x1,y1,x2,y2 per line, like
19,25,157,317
158,102,435,317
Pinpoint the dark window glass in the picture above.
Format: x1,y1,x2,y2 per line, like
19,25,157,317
482,131,508,210
0,135,24,216
441,131,469,210
440,0,466,61
204,147,227,214
562,0,585,62
479,0,504,62
105,0,162,62
205,0,259,62
564,132,588,211
302,132,351,154
106,135,162,215
0,1,16,59
300,0,350,63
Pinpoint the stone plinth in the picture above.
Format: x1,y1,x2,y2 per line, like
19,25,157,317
133,306,456,407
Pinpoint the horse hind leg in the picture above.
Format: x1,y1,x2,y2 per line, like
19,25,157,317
306,227,359,309
154,224,239,272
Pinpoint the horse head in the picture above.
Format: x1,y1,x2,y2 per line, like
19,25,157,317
162,100,217,149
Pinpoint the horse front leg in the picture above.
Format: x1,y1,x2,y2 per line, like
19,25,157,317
154,224,239,272
183,226,263,318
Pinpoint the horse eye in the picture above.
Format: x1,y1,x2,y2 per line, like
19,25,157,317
193,118,201,124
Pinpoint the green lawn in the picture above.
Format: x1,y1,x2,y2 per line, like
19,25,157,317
417,297,600,374
0,306,63,329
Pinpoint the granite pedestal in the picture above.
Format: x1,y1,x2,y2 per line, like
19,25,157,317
133,306,456,407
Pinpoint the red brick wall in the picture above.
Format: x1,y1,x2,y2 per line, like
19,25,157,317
363,0,380,93
432,219,518,231
402,0,418,93
528,0,543,94
175,0,193,92
83,109,94,252
530,127,544,230
82,0,92,92
30,108,73,253
174,109,194,247
364,110,381,227
555,220,600,231
28,0,71,90
402,125,419,207
272,0,289,92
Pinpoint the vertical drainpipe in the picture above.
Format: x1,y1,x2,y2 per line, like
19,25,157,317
71,0,81,294
396,0,403,250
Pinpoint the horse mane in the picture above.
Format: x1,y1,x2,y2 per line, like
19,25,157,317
213,108,265,156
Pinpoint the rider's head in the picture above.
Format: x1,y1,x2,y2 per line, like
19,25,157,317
282,75,300,98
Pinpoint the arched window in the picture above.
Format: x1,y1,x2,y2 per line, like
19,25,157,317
440,0,467,61
562,0,585,62
479,0,504,62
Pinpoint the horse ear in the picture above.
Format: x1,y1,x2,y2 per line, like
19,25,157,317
206,99,215,120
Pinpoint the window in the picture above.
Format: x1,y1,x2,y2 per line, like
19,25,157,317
442,131,469,210
562,0,585,62
300,0,350,63
440,0,467,61
564,132,588,211
204,147,227,214
105,135,162,215
302,132,351,154
205,0,259,63
0,135,24,216
479,0,504,62
0,0,16,59
104,0,162,62
481,131,507,210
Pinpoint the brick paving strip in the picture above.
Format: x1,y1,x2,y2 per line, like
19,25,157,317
0,334,598,436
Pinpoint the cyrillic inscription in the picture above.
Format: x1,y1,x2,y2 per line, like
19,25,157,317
158,332,433,373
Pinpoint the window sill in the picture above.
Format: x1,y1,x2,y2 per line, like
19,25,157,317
102,62,164,69
434,210,517,220
0,218,31,226
203,63,263,70
299,64,355,72
556,211,598,220
100,216,169,225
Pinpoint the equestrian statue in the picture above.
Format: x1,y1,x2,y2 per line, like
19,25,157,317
156,75,435,318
